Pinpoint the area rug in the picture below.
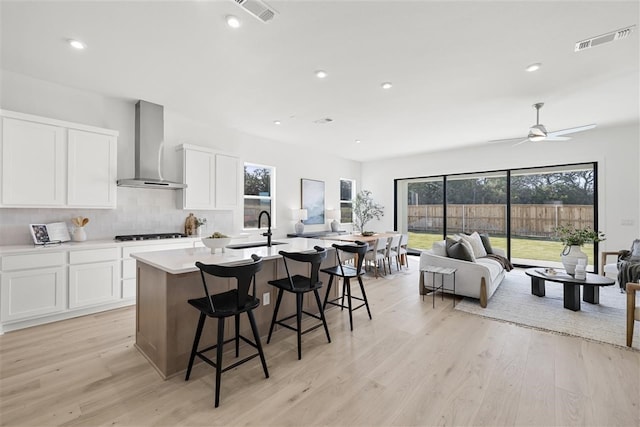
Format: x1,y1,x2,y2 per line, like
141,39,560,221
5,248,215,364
454,270,639,350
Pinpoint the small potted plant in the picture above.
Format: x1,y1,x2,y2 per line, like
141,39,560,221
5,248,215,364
195,217,207,236
555,224,605,274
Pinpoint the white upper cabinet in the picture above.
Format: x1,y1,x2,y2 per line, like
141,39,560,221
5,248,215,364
215,153,241,209
177,144,240,210
1,116,66,206
0,110,118,209
68,129,117,208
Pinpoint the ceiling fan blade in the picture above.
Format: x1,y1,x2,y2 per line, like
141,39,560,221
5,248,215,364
512,138,531,147
547,123,597,137
488,136,527,144
543,136,571,141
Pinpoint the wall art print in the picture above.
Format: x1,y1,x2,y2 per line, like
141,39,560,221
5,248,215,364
301,178,325,225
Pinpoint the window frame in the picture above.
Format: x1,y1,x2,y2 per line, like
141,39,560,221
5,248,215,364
243,162,276,230
339,178,356,224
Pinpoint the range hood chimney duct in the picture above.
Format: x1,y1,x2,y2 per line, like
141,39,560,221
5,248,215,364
117,100,186,189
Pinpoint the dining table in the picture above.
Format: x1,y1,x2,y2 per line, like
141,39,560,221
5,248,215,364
323,232,402,272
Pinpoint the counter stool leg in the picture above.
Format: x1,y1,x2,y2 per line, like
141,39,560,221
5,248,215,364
185,312,206,381
247,309,269,378
235,314,240,357
322,275,335,310
313,289,331,343
267,288,284,344
296,293,303,360
345,278,354,331
214,317,225,408
357,276,372,320
341,279,347,311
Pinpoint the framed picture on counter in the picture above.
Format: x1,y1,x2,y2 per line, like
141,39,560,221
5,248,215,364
301,178,325,225
29,222,71,245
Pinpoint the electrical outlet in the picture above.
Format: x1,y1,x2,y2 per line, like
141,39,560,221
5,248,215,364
263,292,270,305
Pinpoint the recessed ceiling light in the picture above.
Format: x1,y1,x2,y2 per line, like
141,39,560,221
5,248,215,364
68,39,86,50
525,63,542,72
355,139,361,144
273,120,281,125
381,82,393,89
226,15,241,28
315,70,327,79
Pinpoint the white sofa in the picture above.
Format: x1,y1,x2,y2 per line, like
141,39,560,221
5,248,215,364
419,242,507,307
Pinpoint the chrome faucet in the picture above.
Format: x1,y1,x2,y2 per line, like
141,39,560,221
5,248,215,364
258,210,272,247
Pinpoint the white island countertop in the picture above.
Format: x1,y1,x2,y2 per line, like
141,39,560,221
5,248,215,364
130,237,342,275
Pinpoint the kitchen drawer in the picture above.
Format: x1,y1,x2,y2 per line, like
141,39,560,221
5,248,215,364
122,242,193,259
1,251,66,271
69,247,119,264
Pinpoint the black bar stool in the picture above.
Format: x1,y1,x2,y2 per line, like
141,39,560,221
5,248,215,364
185,254,269,408
267,246,330,360
321,241,372,331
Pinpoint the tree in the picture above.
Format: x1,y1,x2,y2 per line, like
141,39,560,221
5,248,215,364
353,190,384,232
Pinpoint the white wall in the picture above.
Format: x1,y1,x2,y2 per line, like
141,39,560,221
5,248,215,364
0,72,361,244
361,122,640,253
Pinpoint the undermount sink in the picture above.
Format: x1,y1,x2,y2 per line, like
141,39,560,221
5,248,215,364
225,241,286,249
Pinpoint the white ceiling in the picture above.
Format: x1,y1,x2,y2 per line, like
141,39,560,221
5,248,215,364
1,1,638,162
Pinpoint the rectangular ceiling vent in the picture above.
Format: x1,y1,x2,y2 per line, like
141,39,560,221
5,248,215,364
575,25,635,52
233,0,277,23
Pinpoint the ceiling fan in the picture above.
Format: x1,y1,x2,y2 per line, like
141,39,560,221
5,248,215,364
489,103,597,146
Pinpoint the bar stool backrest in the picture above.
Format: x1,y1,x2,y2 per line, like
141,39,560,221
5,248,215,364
278,246,327,290
195,254,263,313
333,241,369,276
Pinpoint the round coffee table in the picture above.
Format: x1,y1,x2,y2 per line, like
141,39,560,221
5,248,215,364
524,268,615,311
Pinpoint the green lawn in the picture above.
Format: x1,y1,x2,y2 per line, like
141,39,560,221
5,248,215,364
408,232,595,266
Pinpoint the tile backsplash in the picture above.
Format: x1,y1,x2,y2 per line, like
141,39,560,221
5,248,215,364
0,187,235,245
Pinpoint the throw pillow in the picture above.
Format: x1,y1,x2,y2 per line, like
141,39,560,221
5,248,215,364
630,239,640,262
459,232,486,258
446,237,474,262
432,240,447,257
479,233,494,254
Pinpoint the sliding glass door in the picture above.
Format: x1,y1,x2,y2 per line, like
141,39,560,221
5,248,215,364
395,162,598,270
510,163,597,269
445,172,507,254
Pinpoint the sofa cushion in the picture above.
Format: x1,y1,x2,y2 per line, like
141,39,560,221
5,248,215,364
460,232,487,258
479,233,494,254
476,257,504,283
432,240,447,257
446,237,474,262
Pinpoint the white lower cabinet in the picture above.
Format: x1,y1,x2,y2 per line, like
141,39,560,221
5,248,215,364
0,240,199,332
1,266,67,322
0,252,67,323
68,248,120,308
69,261,120,308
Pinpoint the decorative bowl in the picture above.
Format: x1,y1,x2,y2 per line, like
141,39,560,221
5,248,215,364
361,231,375,237
201,237,232,254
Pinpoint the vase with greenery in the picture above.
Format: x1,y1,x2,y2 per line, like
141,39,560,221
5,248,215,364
555,225,605,274
353,190,384,234
195,217,207,236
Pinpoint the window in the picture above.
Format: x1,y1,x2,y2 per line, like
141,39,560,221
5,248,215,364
340,179,355,223
244,163,276,229
395,162,598,270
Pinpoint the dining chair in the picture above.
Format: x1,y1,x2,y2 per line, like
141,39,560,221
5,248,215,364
385,234,402,273
364,237,388,278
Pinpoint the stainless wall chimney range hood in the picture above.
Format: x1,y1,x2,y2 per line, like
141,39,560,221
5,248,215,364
117,100,186,190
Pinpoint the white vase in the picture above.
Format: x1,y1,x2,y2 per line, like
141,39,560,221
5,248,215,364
72,227,87,242
561,245,588,275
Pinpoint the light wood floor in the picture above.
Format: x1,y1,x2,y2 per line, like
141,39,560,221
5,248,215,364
1,259,639,426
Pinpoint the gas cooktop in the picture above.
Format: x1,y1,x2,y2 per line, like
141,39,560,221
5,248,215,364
115,233,188,242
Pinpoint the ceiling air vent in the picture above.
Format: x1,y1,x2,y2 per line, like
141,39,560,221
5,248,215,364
233,0,277,23
575,25,635,52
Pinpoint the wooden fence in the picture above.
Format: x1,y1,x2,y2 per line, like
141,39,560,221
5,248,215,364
407,204,594,238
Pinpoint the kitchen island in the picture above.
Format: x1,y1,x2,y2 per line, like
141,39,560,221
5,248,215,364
131,237,340,379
